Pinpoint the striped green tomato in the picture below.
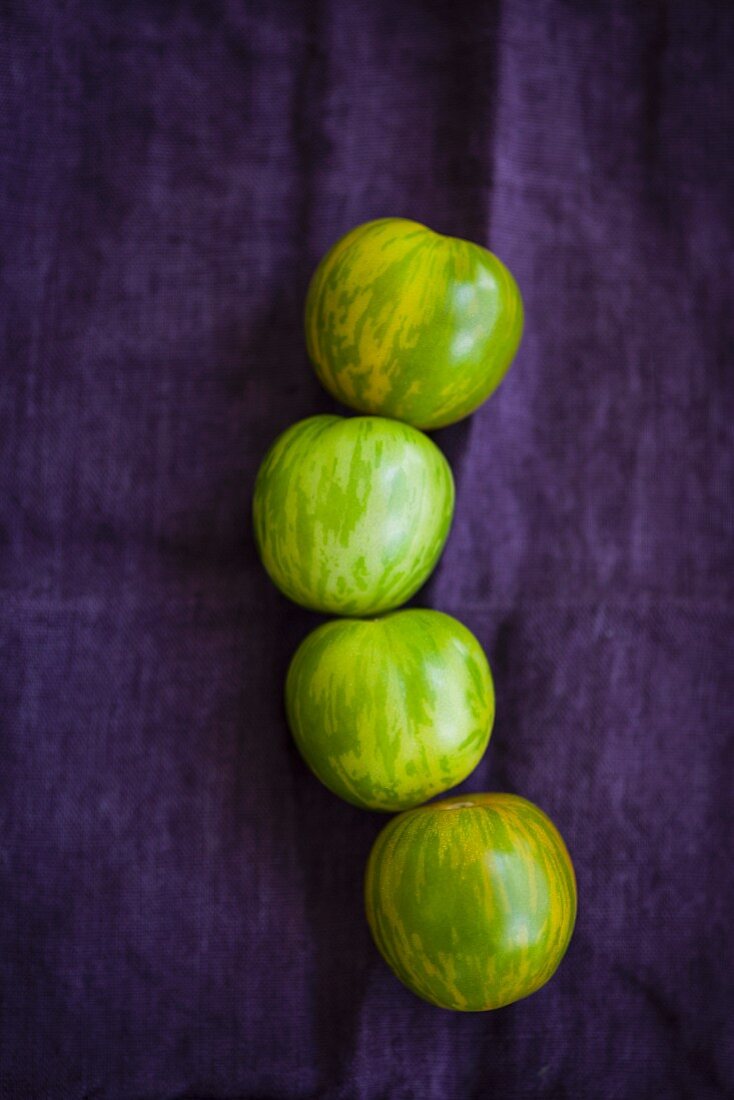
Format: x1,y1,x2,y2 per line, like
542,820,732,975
252,415,454,615
285,610,494,811
305,218,523,430
365,793,577,1011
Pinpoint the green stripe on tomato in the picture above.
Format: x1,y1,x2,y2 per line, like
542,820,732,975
252,415,454,616
305,218,523,430
286,609,494,811
365,793,577,1011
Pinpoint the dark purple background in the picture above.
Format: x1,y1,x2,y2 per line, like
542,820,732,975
1,2,732,1097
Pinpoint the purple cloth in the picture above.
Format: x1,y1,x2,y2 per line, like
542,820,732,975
1,1,732,1096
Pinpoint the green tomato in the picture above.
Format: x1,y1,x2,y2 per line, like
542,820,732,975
285,609,494,811
365,793,577,1011
252,415,454,615
305,217,523,430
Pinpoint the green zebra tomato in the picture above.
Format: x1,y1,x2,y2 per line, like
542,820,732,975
365,793,577,1011
305,218,524,430
252,415,454,615
285,609,494,811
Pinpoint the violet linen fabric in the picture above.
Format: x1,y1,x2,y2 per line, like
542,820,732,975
1,2,733,1097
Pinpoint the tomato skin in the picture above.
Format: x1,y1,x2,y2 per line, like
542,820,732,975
285,609,495,811
305,218,523,430
252,414,454,615
365,793,577,1011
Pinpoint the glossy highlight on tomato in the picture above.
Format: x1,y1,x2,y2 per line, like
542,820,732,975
286,609,495,811
252,414,454,616
365,793,577,1011
305,218,524,429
